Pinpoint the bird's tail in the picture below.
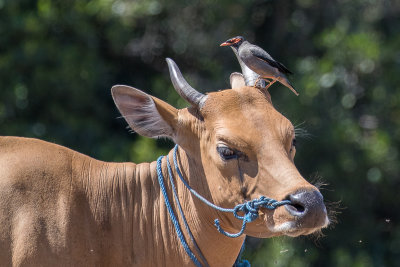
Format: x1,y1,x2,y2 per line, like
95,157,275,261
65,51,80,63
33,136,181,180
278,77,299,96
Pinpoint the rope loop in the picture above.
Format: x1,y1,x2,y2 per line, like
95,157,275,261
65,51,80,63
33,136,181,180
157,144,292,266
214,196,291,238
170,144,291,238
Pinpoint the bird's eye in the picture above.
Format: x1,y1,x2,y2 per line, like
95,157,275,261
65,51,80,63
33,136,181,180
217,145,238,160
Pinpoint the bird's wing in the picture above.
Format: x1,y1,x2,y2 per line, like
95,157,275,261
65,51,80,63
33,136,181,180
249,46,293,75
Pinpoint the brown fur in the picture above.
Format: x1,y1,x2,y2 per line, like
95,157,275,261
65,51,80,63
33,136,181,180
0,85,328,266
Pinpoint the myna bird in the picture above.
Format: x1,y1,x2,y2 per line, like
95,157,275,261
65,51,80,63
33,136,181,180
220,36,299,96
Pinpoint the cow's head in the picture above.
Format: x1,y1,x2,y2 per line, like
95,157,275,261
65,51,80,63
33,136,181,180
112,58,329,238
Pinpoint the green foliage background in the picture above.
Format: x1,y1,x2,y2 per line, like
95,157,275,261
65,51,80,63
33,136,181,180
0,0,399,265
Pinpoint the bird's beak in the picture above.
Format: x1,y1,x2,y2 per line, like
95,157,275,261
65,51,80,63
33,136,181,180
220,41,231,47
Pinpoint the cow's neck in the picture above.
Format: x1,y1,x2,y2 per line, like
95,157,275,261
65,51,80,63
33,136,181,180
144,147,245,266
83,148,244,266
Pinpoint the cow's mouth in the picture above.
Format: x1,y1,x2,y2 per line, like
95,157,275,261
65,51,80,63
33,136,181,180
267,201,330,237
269,218,329,237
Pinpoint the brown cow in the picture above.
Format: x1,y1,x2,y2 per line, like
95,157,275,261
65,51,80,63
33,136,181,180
0,59,328,266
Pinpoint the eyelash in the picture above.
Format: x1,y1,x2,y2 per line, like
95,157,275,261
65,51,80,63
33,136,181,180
217,145,247,161
290,138,296,153
217,146,237,160
217,140,295,160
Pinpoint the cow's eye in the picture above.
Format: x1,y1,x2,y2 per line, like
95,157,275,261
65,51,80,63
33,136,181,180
217,145,238,160
290,138,297,154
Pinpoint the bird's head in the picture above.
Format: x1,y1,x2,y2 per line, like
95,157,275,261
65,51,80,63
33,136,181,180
220,36,245,49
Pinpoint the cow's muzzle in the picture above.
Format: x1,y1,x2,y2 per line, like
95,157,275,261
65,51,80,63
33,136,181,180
285,189,328,228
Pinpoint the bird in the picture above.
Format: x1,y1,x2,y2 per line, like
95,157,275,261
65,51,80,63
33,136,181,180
220,36,299,96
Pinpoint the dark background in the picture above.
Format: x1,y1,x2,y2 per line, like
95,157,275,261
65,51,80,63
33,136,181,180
0,0,399,266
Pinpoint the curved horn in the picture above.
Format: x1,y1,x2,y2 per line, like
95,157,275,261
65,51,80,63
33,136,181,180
166,58,207,108
231,48,266,88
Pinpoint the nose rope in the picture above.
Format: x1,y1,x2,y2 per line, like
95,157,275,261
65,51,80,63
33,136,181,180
171,144,291,238
156,144,291,267
214,196,291,238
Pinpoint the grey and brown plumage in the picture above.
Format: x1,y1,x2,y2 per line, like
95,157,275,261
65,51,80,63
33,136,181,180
221,36,299,96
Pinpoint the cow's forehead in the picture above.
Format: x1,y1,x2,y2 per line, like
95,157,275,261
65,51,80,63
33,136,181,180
201,86,294,144
203,86,272,113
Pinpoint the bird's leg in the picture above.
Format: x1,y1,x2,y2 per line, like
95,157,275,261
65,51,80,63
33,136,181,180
263,78,277,90
254,77,272,88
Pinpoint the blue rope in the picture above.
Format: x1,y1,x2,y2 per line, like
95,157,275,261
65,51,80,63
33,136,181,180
156,156,203,267
172,145,291,238
165,156,209,267
157,145,292,267
233,239,250,267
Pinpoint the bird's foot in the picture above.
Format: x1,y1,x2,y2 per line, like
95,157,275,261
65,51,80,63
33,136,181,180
254,78,271,89
263,79,276,90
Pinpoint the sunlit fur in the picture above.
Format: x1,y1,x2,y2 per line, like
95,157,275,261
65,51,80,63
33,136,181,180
0,83,329,267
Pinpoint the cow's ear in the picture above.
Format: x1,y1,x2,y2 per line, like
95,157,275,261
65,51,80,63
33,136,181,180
111,85,178,138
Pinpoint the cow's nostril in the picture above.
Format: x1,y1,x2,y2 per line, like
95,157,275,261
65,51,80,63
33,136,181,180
285,202,306,217
285,190,326,221
287,203,305,213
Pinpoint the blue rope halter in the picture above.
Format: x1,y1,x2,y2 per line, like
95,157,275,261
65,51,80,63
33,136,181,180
156,145,291,267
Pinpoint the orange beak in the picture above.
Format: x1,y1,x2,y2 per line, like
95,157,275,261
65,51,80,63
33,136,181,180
220,42,231,47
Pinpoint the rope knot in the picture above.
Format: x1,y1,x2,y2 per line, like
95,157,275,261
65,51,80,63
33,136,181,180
244,212,258,223
158,145,293,266
242,199,260,222
215,196,291,238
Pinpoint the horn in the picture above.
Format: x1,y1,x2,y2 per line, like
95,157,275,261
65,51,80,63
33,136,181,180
231,48,266,88
166,58,207,108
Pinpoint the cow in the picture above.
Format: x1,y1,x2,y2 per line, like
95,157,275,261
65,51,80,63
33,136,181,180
0,58,329,267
